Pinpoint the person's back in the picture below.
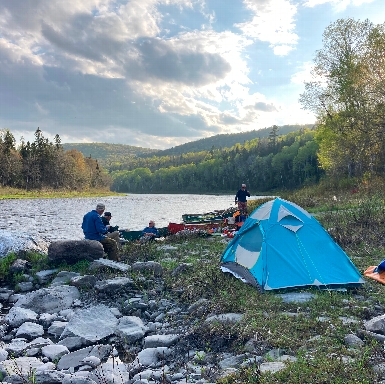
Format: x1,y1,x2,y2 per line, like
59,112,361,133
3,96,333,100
82,203,119,261
82,210,106,241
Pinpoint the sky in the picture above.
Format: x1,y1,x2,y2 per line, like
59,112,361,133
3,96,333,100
0,0,384,149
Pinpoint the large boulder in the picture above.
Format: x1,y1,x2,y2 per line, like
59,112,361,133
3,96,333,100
14,285,80,314
0,230,49,258
48,240,104,263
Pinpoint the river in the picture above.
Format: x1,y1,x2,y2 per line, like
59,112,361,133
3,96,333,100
0,194,262,241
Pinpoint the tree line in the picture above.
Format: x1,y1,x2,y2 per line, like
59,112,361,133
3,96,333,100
111,127,322,193
0,128,111,190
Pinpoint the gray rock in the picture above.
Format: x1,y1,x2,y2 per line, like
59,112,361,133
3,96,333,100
58,336,87,351
89,344,112,361
1,356,43,376
9,259,32,273
3,338,30,357
171,263,193,276
0,230,49,258
42,344,70,361
115,316,149,343
15,322,44,339
39,313,58,328
187,299,209,314
29,370,65,383
62,305,118,342
28,337,54,349
219,354,249,369
259,361,286,374
89,258,131,272
62,375,98,384
51,271,80,286
14,285,80,314
4,307,38,327
95,277,133,293
48,321,69,338
133,347,171,367
48,240,104,263
132,261,163,277
35,269,59,284
0,288,14,302
26,347,40,356
205,313,243,324
57,346,94,370
88,362,130,384
81,356,101,368
373,363,385,379
344,333,364,348
143,334,180,348
365,315,385,335
16,282,34,292
57,345,111,371
277,292,316,303
70,275,97,288
0,348,8,362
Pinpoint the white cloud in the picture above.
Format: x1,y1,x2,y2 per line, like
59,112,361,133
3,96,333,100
303,0,375,11
236,0,298,55
291,61,314,84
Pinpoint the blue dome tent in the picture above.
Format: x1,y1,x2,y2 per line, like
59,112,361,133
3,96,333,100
220,197,364,291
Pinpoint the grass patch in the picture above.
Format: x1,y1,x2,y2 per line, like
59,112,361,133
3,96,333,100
0,186,123,200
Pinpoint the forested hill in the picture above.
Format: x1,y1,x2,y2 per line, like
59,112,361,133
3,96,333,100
62,143,157,162
62,124,313,164
146,124,314,157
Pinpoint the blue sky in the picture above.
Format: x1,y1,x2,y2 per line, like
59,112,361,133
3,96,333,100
0,0,384,149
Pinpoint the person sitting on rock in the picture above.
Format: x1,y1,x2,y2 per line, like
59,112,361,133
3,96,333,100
81,203,119,261
101,212,121,242
140,220,159,242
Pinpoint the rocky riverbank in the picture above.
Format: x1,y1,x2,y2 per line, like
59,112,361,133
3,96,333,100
1,236,385,383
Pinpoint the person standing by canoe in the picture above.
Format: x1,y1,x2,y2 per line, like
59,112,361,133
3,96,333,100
235,184,250,215
81,203,119,261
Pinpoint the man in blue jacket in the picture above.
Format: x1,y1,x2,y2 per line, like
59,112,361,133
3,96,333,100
82,203,119,261
140,220,159,242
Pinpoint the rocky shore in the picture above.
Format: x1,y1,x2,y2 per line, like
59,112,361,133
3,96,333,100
2,238,385,383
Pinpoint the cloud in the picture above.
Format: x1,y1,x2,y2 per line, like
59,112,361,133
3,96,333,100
303,0,375,11
291,61,314,84
0,0,321,148
132,38,231,86
235,0,298,55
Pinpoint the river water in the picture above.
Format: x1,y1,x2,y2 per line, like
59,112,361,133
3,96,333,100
0,194,259,241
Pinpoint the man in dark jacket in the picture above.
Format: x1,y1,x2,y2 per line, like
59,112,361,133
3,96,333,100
235,184,250,215
102,212,123,248
81,203,119,261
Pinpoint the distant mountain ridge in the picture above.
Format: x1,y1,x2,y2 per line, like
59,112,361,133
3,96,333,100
63,124,314,163
62,142,157,163
143,124,314,157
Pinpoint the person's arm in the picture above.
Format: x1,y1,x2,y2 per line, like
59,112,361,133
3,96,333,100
235,191,239,203
246,190,250,197
95,215,108,235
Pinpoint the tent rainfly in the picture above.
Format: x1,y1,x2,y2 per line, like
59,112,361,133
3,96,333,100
220,197,364,291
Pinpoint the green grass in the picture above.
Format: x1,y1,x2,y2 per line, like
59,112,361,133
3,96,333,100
0,186,123,200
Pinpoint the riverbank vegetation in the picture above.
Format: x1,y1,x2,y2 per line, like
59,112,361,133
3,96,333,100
0,128,112,193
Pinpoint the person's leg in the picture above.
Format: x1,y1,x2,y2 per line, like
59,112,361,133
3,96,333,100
107,231,122,250
100,237,119,261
